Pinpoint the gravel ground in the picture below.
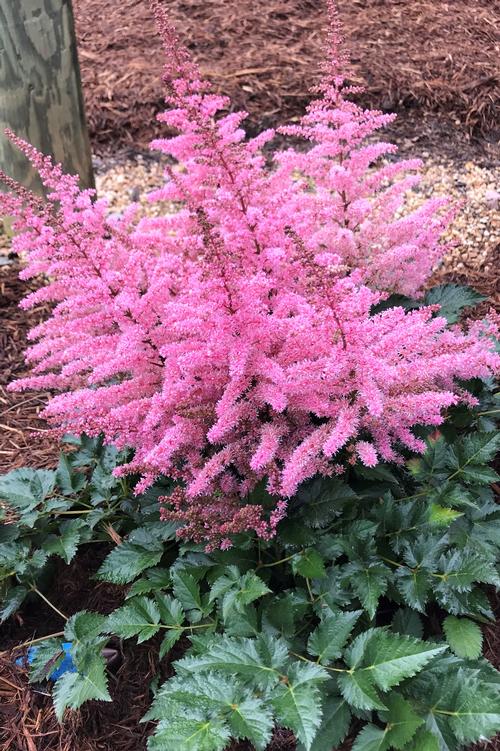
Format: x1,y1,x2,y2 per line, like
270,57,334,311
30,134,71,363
92,152,499,280
2,150,498,282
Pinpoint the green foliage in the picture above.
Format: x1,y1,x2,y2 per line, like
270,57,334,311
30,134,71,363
443,616,483,659
423,284,485,324
0,434,175,621
1,371,500,750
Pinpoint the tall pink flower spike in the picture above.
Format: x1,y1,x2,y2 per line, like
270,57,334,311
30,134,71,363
1,0,498,548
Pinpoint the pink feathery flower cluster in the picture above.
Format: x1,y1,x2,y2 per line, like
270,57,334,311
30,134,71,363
2,0,498,546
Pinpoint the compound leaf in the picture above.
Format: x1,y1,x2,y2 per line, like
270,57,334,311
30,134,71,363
106,596,161,643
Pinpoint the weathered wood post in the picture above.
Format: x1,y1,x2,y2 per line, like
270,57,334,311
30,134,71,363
0,0,94,194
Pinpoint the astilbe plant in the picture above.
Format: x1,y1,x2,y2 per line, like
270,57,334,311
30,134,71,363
1,0,498,547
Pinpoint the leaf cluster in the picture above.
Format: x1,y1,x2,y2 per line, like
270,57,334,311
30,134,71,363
1,377,500,751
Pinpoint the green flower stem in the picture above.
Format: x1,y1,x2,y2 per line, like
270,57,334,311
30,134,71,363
0,630,66,657
31,586,68,621
162,621,216,632
305,578,315,602
53,509,96,515
380,556,405,568
290,650,347,673
255,553,296,570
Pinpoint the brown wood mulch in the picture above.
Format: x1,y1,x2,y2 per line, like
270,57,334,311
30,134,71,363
73,0,499,154
0,263,58,473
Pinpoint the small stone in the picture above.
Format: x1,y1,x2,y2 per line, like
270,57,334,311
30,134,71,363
484,190,500,210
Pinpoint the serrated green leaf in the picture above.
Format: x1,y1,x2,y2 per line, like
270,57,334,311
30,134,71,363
308,610,362,664
223,603,259,637
424,284,485,324
378,693,423,749
159,629,183,659
339,629,446,711
296,478,357,529
43,519,84,563
56,453,87,495
447,433,500,486
228,694,274,750
0,585,28,622
352,724,387,751
106,597,161,643
262,594,298,638
407,437,451,482
148,717,231,751
172,569,206,619
96,540,163,584
145,670,273,750
443,616,483,659
307,695,351,751
342,562,389,618
176,634,289,689
459,465,500,485
428,504,463,528
436,549,499,589
64,610,107,643
126,567,171,599
404,728,440,751
209,567,270,623
391,609,423,639
155,592,184,626
28,639,65,682
458,431,500,465
64,610,108,667
436,585,494,620
338,668,387,711
272,662,327,749
414,667,500,746
360,631,446,691
395,567,430,612
52,655,111,720
0,468,55,511
292,549,327,579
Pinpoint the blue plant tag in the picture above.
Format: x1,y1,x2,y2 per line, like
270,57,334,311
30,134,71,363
16,641,77,681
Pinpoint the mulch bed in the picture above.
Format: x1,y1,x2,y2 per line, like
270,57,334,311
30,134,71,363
0,262,58,473
73,0,499,154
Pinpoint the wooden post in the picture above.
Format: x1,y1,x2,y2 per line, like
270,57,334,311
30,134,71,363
0,0,94,195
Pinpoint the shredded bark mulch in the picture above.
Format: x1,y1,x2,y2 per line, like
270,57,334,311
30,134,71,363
73,0,500,153
0,262,57,473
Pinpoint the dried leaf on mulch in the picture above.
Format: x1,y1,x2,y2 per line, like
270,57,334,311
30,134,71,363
73,0,500,153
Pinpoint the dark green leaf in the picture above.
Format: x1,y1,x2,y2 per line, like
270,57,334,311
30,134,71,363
96,540,163,584
424,284,485,324
56,454,86,495
292,549,327,579
308,610,362,664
